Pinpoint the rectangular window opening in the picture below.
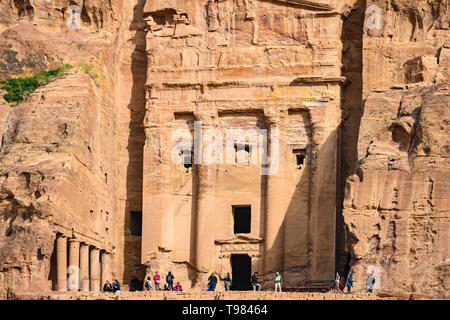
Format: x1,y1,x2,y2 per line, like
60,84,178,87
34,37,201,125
130,211,142,236
296,155,305,166
234,144,251,164
184,156,192,169
181,150,193,169
293,149,306,169
233,206,251,234
234,144,251,153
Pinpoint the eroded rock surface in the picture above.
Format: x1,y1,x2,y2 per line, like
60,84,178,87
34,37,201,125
343,83,450,298
341,0,449,299
0,73,118,298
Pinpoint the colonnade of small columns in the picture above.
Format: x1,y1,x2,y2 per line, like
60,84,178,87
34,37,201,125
56,234,112,292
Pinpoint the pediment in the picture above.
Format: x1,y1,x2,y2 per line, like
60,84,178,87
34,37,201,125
215,235,263,245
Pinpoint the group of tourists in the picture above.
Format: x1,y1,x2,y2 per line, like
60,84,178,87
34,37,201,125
333,270,358,293
253,271,283,292
102,280,121,293
102,270,384,295
333,270,375,294
144,271,183,292
208,271,283,292
102,271,285,293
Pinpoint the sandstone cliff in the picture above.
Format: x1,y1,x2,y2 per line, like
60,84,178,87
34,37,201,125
342,0,449,299
0,73,117,297
0,0,136,298
343,83,450,298
0,0,447,299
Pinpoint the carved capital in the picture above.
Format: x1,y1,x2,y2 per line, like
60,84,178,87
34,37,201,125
195,112,217,126
146,85,160,101
244,0,257,20
265,115,280,128
145,98,157,112
207,0,220,32
196,83,212,102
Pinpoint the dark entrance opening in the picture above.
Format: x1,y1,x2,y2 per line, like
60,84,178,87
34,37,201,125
231,254,252,291
130,277,143,291
48,238,57,291
233,206,251,234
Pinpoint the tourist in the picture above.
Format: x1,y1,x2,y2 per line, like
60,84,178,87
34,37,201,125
409,294,415,300
335,272,341,291
346,270,354,293
112,280,121,293
208,272,218,291
366,272,375,293
251,272,261,291
163,283,170,291
166,271,175,291
154,271,161,291
103,280,113,293
273,272,283,292
224,272,232,291
174,282,183,292
144,276,152,292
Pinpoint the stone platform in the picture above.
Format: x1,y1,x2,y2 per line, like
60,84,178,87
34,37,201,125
10,290,407,300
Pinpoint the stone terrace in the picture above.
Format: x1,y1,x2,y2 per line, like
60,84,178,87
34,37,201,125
11,290,413,300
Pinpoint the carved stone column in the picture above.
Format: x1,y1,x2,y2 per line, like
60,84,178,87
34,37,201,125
68,239,80,291
142,97,161,261
56,234,67,292
263,115,286,282
142,96,174,261
195,111,218,272
308,103,338,281
101,252,111,287
89,247,100,292
158,114,175,252
80,243,90,292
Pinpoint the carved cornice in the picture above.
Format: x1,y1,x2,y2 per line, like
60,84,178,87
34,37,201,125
273,0,334,11
292,76,347,85
54,224,114,253
144,0,335,14
146,76,346,90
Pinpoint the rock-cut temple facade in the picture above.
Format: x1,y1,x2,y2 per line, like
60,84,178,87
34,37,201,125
141,0,345,289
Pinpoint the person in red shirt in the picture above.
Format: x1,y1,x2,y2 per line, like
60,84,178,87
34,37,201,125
174,282,183,292
153,271,161,291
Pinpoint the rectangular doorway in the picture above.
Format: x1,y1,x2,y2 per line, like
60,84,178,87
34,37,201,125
230,254,252,291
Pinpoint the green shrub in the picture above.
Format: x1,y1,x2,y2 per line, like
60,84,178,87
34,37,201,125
0,64,72,105
77,63,99,82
